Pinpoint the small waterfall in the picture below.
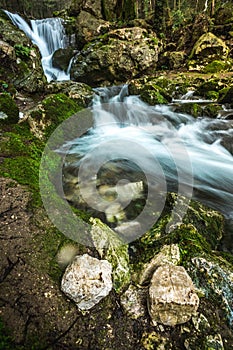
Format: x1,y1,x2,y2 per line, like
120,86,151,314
4,10,71,82
61,86,233,222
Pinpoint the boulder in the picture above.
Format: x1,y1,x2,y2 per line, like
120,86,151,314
189,32,229,71
70,27,161,86
75,10,111,48
52,47,75,72
61,254,112,310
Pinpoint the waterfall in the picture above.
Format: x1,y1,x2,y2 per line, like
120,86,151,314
59,86,233,230
4,10,71,82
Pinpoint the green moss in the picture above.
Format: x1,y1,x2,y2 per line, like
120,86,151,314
130,194,223,274
37,226,86,282
175,103,203,118
205,91,219,100
0,124,44,206
203,60,228,73
41,93,82,137
0,93,19,124
140,83,170,105
14,44,31,60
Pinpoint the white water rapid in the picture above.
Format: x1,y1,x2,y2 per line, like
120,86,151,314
4,10,71,82
61,85,233,223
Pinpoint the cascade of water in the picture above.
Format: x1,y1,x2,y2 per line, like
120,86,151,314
61,85,233,220
4,10,71,82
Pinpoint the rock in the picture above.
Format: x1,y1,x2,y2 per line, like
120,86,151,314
162,50,186,70
0,39,15,60
52,47,75,72
120,284,145,319
45,81,94,106
218,86,233,105
191,256,233,325
0,92,19,124
0,14,46,92
138,244,180,285
90,218,131,293
61,254,112,310
189,32,229,71
139,81,171,105
74,11,111,48
148,264,199,326
71,27,161,86
24,93,82,138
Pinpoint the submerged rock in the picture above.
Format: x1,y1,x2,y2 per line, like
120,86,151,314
61,253,112,310
148,264,199,326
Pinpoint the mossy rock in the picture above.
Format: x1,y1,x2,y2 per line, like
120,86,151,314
218,86,233,104
0,93,19,124
140,82,171,105
130,194,224,270
174,103,203,118
195,79,222,98
202,60,230,74
189,33,229,62
202,104,222,118
0,123,44,205
26,93,83,139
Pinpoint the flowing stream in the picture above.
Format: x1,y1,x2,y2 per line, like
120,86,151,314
61,86,233,229
4,10,71,82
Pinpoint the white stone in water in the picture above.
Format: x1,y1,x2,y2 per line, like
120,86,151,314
148,264,199,326
61,254,112,310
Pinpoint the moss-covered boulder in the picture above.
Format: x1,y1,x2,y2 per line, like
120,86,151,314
0,92,19,124
90,218,131,293
189,32,229,71
137,80,171,105
70,27,161,86
24,93,83,139
218,86,233,105
45,80,94,106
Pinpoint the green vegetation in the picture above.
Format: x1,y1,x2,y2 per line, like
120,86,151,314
14,44,31,60
0,93,19,124
0,124,44,206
